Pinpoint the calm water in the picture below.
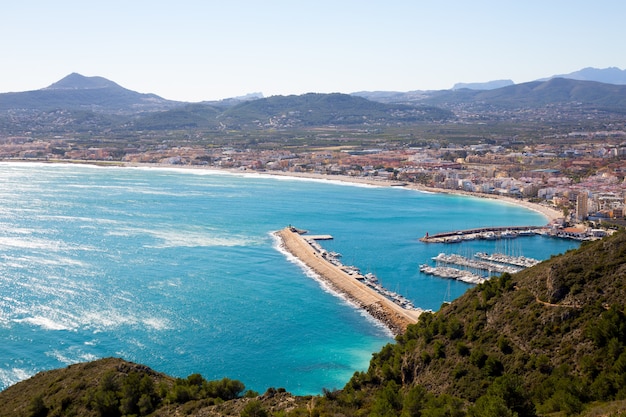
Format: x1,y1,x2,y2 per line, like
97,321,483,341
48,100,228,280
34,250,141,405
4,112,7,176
0,163,578,394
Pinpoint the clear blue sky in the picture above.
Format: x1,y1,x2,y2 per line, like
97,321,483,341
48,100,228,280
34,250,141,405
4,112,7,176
2,0,624,102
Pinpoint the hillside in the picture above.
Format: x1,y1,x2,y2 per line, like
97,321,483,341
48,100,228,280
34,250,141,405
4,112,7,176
340,230,626,416
0,74,454,135
542,67,626,85
0,73,179,114
356,77,626,118
421,78,626,113
2,72,626,137
1,232,626,416
216,92,454,128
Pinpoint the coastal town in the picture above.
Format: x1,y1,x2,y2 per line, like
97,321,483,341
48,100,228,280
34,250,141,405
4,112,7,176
2,130,626,239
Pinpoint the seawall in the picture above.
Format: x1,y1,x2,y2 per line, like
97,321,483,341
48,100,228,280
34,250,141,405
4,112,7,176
275,227,423,335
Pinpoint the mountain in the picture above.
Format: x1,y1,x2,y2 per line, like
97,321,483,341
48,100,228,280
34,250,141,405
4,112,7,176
2,71,626,136
2,231,626,416
452,79,515,90
0,73,180,114
45,73,124,90
217,92,454,128
128,92,455,131
0,74,454,133
421,77,626,113
542,66,626,85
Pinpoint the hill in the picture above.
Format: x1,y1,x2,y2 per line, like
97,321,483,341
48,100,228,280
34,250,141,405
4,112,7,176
126,93,454,131
452,79,515,90
0,73,180,114
335,230,626,416
420,77,626,114
542,67,626,85
2,231,626,416
215,92,454,129
2,72,626,137
0,74,454,134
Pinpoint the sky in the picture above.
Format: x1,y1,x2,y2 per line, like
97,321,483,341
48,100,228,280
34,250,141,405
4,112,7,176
2,0,625,102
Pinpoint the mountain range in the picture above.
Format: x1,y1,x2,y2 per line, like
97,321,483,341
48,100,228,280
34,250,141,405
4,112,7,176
1,67,626,136
449,67,626,91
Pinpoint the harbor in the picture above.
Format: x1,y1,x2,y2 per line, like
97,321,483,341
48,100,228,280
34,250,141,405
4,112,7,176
276,226,424,335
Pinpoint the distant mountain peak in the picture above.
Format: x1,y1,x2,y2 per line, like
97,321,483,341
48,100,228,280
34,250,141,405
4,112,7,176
452,79,515,91
540,66,626,85
45,73,122,90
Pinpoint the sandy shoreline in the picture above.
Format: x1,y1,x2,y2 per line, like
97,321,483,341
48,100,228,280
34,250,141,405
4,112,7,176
132,163,562,224
255,170,562,224
6,160,562,224
275,227,423,335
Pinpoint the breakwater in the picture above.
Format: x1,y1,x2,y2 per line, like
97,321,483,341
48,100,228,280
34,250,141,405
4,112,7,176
419,225,545,243
275,226,424,335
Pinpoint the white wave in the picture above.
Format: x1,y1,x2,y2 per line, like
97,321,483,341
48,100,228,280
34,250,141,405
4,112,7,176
79,310,170,332
4,254,88,269
16,277,89,299
0,227,36,235
0,368,33,389
16,316,75,331
46,349,98,366
142,228,257,248
148,278,182,290
250,172,383,189
0,236,64,251
36,214,120,226
80,310,137,329
142,317,171,331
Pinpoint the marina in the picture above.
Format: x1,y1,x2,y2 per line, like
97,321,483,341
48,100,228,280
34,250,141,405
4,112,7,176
420,251,541,285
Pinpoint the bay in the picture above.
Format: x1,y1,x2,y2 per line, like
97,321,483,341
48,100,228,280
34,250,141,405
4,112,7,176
0,163,579,394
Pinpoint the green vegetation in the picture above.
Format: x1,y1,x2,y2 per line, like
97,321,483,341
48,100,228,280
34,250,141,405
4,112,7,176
2,232,626,416
0,358,256,416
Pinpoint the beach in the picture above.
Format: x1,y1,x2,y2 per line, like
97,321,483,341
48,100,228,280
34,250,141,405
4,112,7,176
29,160,562,224
256,170,562,224
275,226,424,335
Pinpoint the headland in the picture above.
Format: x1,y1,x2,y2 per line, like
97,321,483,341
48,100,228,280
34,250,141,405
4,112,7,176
275,226,424,335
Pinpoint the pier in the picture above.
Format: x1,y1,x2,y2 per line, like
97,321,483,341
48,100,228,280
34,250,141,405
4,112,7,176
419,264,486,284
432,253,522,274
474,252,540,268
276,226,424,335
419,225,545,243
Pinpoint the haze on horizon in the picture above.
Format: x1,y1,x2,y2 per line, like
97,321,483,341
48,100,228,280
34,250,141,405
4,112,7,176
2,0,624,102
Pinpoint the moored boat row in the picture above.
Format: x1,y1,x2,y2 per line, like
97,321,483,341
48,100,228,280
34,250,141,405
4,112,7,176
419,264,486,285
432,253,522,274
304,235,420,311
474,252,540,268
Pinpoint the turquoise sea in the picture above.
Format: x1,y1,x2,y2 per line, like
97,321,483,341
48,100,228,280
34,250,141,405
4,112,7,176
0,163,579,394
